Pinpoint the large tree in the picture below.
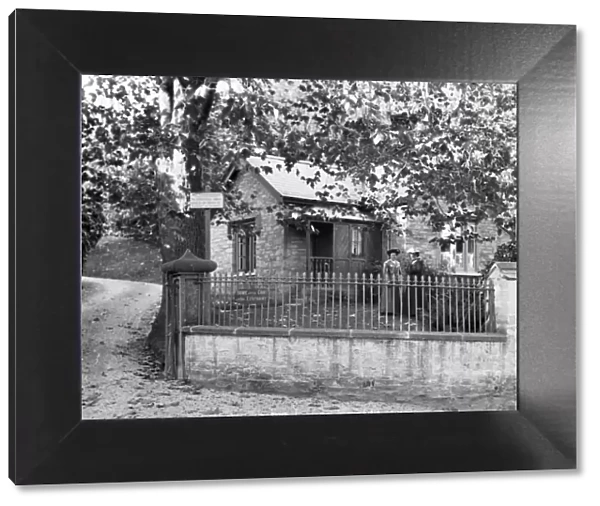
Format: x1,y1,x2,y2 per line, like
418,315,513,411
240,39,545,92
258,80,517,243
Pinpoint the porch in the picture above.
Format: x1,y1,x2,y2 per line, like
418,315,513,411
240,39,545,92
289,220,382,276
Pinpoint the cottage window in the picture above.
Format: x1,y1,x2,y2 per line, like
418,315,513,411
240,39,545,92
351,227,364,257
440,225,477,272
232,220,257,273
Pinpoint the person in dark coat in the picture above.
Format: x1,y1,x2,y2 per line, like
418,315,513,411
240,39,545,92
404,248,425,318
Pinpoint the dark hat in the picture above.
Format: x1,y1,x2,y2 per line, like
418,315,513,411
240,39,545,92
386,248,401,256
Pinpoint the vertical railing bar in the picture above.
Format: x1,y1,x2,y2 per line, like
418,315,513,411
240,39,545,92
196,274,201,326
362,273,366,330
308,273,313,329
491,282,495,332
259,278,264,328
220,274,224,327
305,273,309,328
434,275,438,333
223,274,226,327
243,276,247,327
266,275,271,328
420,275,424,332
346,273,351,329
455,276,459,333
427,275,432,332
236,274,241,327
237,274,240,327
379,274,382,329
278,274,282,329
255,275,259,327
369,272,373,330
215,274,219,327
317,272,321,329
295,273,299,328
286,275,290,329
448,276,452,332
346,272,350,330
354,272,358,330
227,274,231,327
460,278,467,332
384,273,388,328
467,277,471,333
215,275,219,327
338,272,343,330
399,274,403,331
407,275,412,331
324,272,328,329
391,273,396,331
441,275,445,332
466,277,471,333
480,279,484,333
368,274,372,330
392,273,396,329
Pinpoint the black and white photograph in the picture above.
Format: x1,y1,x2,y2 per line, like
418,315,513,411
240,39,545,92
81,76,518,419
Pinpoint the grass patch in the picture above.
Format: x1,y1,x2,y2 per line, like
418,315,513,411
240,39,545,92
83,235,163,284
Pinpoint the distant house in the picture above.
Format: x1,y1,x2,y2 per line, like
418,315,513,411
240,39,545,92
210,156,509,277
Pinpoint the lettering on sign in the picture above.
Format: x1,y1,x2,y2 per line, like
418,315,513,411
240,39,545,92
189,192,224,209
234,288,268,305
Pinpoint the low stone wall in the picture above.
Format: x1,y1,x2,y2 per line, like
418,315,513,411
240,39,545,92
177,262,517,408
184,332,516,405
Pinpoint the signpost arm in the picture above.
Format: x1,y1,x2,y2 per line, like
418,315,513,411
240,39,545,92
204,210,211,260
202,209,212,325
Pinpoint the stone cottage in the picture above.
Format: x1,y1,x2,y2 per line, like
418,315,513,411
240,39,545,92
210,155,510,277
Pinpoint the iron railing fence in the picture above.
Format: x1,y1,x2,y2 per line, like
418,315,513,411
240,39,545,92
174,272,496,334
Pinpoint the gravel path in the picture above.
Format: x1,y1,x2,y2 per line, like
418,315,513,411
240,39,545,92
82,277,436,419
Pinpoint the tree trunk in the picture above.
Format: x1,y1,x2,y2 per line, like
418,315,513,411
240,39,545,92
147,76,218,363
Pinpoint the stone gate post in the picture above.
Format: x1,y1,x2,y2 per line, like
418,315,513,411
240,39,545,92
161,250,217,379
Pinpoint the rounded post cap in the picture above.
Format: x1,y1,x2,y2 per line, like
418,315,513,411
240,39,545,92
161,249,218,274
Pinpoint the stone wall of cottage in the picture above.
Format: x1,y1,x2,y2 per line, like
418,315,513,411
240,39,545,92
210,170,285,277
476,220,512,268
384,217,513,272
285,226,309,274
210,222,233,273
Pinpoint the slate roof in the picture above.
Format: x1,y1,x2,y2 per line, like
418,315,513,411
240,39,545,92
245,155,364,203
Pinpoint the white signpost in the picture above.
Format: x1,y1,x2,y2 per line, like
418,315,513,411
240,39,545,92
189,192,224,209
189,192,223,260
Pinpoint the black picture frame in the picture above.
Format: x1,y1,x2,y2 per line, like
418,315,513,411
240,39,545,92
9,9,577,485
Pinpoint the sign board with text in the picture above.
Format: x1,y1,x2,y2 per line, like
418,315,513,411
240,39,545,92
190,192,224,209
234,288,269,305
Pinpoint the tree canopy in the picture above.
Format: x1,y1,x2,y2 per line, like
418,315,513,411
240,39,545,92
82,76,517,264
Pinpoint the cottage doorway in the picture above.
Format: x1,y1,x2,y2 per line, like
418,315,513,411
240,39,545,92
311,222,334,275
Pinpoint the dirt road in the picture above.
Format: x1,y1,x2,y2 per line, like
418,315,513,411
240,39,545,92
82,277,442,419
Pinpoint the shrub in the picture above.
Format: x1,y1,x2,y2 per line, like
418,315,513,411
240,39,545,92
82,163,106,267
426,285,488,332
494,241,517,262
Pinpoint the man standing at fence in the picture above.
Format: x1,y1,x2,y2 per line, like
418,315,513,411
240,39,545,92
404,247,425,318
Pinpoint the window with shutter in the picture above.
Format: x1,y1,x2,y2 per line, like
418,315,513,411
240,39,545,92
232,219,257,273
350,226,364,257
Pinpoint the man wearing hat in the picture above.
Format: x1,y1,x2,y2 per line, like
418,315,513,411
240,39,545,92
381,248,402,315
404,247,425,317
